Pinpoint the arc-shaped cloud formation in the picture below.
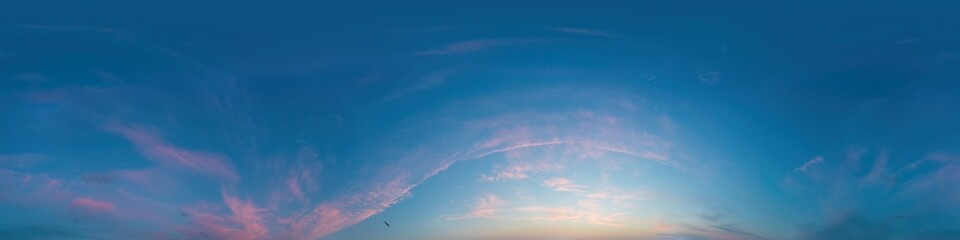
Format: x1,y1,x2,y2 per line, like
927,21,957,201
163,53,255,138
284,87,689,239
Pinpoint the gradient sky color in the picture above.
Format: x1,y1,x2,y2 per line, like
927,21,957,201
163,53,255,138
2,1,960,240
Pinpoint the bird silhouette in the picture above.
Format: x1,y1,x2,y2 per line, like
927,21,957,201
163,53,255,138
384,221,390,227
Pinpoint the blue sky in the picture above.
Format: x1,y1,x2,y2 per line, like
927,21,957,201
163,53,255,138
2,1,960,239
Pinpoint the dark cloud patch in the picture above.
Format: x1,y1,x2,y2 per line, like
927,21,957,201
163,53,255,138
699,205,734,222
674,221,769,240
786,151,960,239
700,212,725,222
81,173,117,184
688,205,770,239
804,214,894,240
676,222,711,232
710,224,771,240
911,229,960,240
801,213,960,240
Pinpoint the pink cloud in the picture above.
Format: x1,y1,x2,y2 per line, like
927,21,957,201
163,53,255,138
290,203,374,239
585,187,652,202
515,206,579,221
543,177,589,193
71,197,115,212
21,175,31,186
184,191,268,240
580,143,680,170
294,127,672,238
279,91,684,239
268,146,324,206
290,175,414,239
481,160,565,182
45,179,62,189
291,203,382,239
287,177,305,200
105,124,238,182
515,204,625,227
223,194,269,239
445,194,505,220
0,169,73,207
298,126,668,236
640,151,670,162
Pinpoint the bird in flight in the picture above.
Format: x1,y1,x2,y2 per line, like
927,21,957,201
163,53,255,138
384,221,390,227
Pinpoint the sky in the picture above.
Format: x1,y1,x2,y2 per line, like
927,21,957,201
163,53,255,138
2,1,960,240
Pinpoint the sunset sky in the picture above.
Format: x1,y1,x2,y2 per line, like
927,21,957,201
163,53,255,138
2,1,960,239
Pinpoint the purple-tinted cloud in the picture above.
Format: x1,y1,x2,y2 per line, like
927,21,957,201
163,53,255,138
381,66,465,102
480,154,565,182
183,192,268,240
543,177,589,193
549,27,619,38
71,197,115,212
280,88,690,238
786,150,960,239
81,173,117,184
445,194,505,220
415,39,541,55
584,187,652,202
105,124,239,182
515,201,626,227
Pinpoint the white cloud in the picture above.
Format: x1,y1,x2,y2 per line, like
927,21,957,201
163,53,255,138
795,155,824,174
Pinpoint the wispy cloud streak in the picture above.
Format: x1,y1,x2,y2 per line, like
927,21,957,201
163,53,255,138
105,124,238,182
549,27,619,38
183,191,268,240
415,39,541,55
445,194,505,220
382,66,465,102
70,198,115,212
543,177,589,193
515,203,626,227
198,87,686,239
795,155,824,173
